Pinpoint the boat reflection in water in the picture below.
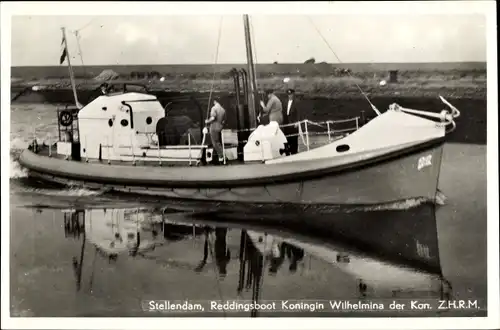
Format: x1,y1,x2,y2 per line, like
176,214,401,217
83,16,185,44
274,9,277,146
62,202,453,316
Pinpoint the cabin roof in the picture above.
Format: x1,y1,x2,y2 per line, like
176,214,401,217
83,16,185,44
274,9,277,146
78,92,162,117
107,92,158,102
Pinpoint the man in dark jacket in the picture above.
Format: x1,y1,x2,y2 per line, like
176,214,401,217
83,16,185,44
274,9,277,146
282,89,300,155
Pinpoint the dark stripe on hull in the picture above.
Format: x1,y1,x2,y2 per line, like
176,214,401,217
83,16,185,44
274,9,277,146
24,142,444,207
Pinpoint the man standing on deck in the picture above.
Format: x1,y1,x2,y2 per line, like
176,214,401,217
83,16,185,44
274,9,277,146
205,98,226,164
259,89,283,125
282,88,300,155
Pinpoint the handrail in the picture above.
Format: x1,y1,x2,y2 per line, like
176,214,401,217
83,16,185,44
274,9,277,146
121,99,158,103
232,117,360,133
130,116,360,159
391,96,460,134
120,101,134,129
75,115,360,163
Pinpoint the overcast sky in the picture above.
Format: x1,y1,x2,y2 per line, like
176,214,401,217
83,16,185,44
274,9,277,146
10,12,487,66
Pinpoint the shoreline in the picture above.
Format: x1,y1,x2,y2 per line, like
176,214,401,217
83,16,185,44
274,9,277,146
11,75,487,100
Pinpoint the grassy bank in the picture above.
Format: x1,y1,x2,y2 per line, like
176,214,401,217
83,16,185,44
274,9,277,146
11,74,487,99
11,62,487,99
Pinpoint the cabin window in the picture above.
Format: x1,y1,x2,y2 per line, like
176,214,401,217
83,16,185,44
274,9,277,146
108,119,113,127
336,144,350,152
120,119,129,127
102,107,107,111
146,116,152,125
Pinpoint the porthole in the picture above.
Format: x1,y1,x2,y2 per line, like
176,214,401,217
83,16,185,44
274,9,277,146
102,107,107,111
336,144,350,152
108,119,113,127
146,116,152,125
120,119,129,127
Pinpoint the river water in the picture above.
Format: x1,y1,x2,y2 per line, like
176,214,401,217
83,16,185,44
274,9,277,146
8,102,487,317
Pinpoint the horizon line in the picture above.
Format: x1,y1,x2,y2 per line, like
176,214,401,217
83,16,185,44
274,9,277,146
11,61,488,68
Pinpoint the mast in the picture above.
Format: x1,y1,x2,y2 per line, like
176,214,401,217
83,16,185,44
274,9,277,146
61,27,81,108
243,15,258,128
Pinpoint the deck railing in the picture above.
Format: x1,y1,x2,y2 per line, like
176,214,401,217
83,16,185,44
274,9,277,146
44,116,361,164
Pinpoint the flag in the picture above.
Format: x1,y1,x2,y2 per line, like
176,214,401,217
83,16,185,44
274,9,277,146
59,33,67,65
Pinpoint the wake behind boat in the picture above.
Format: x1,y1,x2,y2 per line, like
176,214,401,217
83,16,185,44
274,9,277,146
18,15,460,211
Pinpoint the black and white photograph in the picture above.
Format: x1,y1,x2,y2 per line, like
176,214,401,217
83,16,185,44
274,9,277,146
1,1,498,329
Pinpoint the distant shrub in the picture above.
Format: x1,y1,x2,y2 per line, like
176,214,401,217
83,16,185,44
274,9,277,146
129,71,162,79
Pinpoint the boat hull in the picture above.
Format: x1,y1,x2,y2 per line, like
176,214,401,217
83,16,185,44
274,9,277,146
19,137,445,209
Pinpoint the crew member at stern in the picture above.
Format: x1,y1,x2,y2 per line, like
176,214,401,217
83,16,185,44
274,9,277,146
205,97,227,164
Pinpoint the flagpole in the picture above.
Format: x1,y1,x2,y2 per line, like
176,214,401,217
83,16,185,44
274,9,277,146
61,27,81,108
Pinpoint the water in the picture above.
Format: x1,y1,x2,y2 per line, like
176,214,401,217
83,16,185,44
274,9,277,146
9,103,487,317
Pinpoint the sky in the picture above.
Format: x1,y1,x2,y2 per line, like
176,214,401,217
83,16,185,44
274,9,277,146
9,10,487,66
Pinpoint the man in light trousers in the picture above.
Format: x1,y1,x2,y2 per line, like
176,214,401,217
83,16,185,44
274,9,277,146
205,98,226,164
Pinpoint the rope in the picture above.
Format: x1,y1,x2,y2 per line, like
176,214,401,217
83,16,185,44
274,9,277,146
74,31,87,83
73,18,96,34
205,16,224,120
306,16,381,116
68,17,97,76
197,16,224,164
249,17,260,93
